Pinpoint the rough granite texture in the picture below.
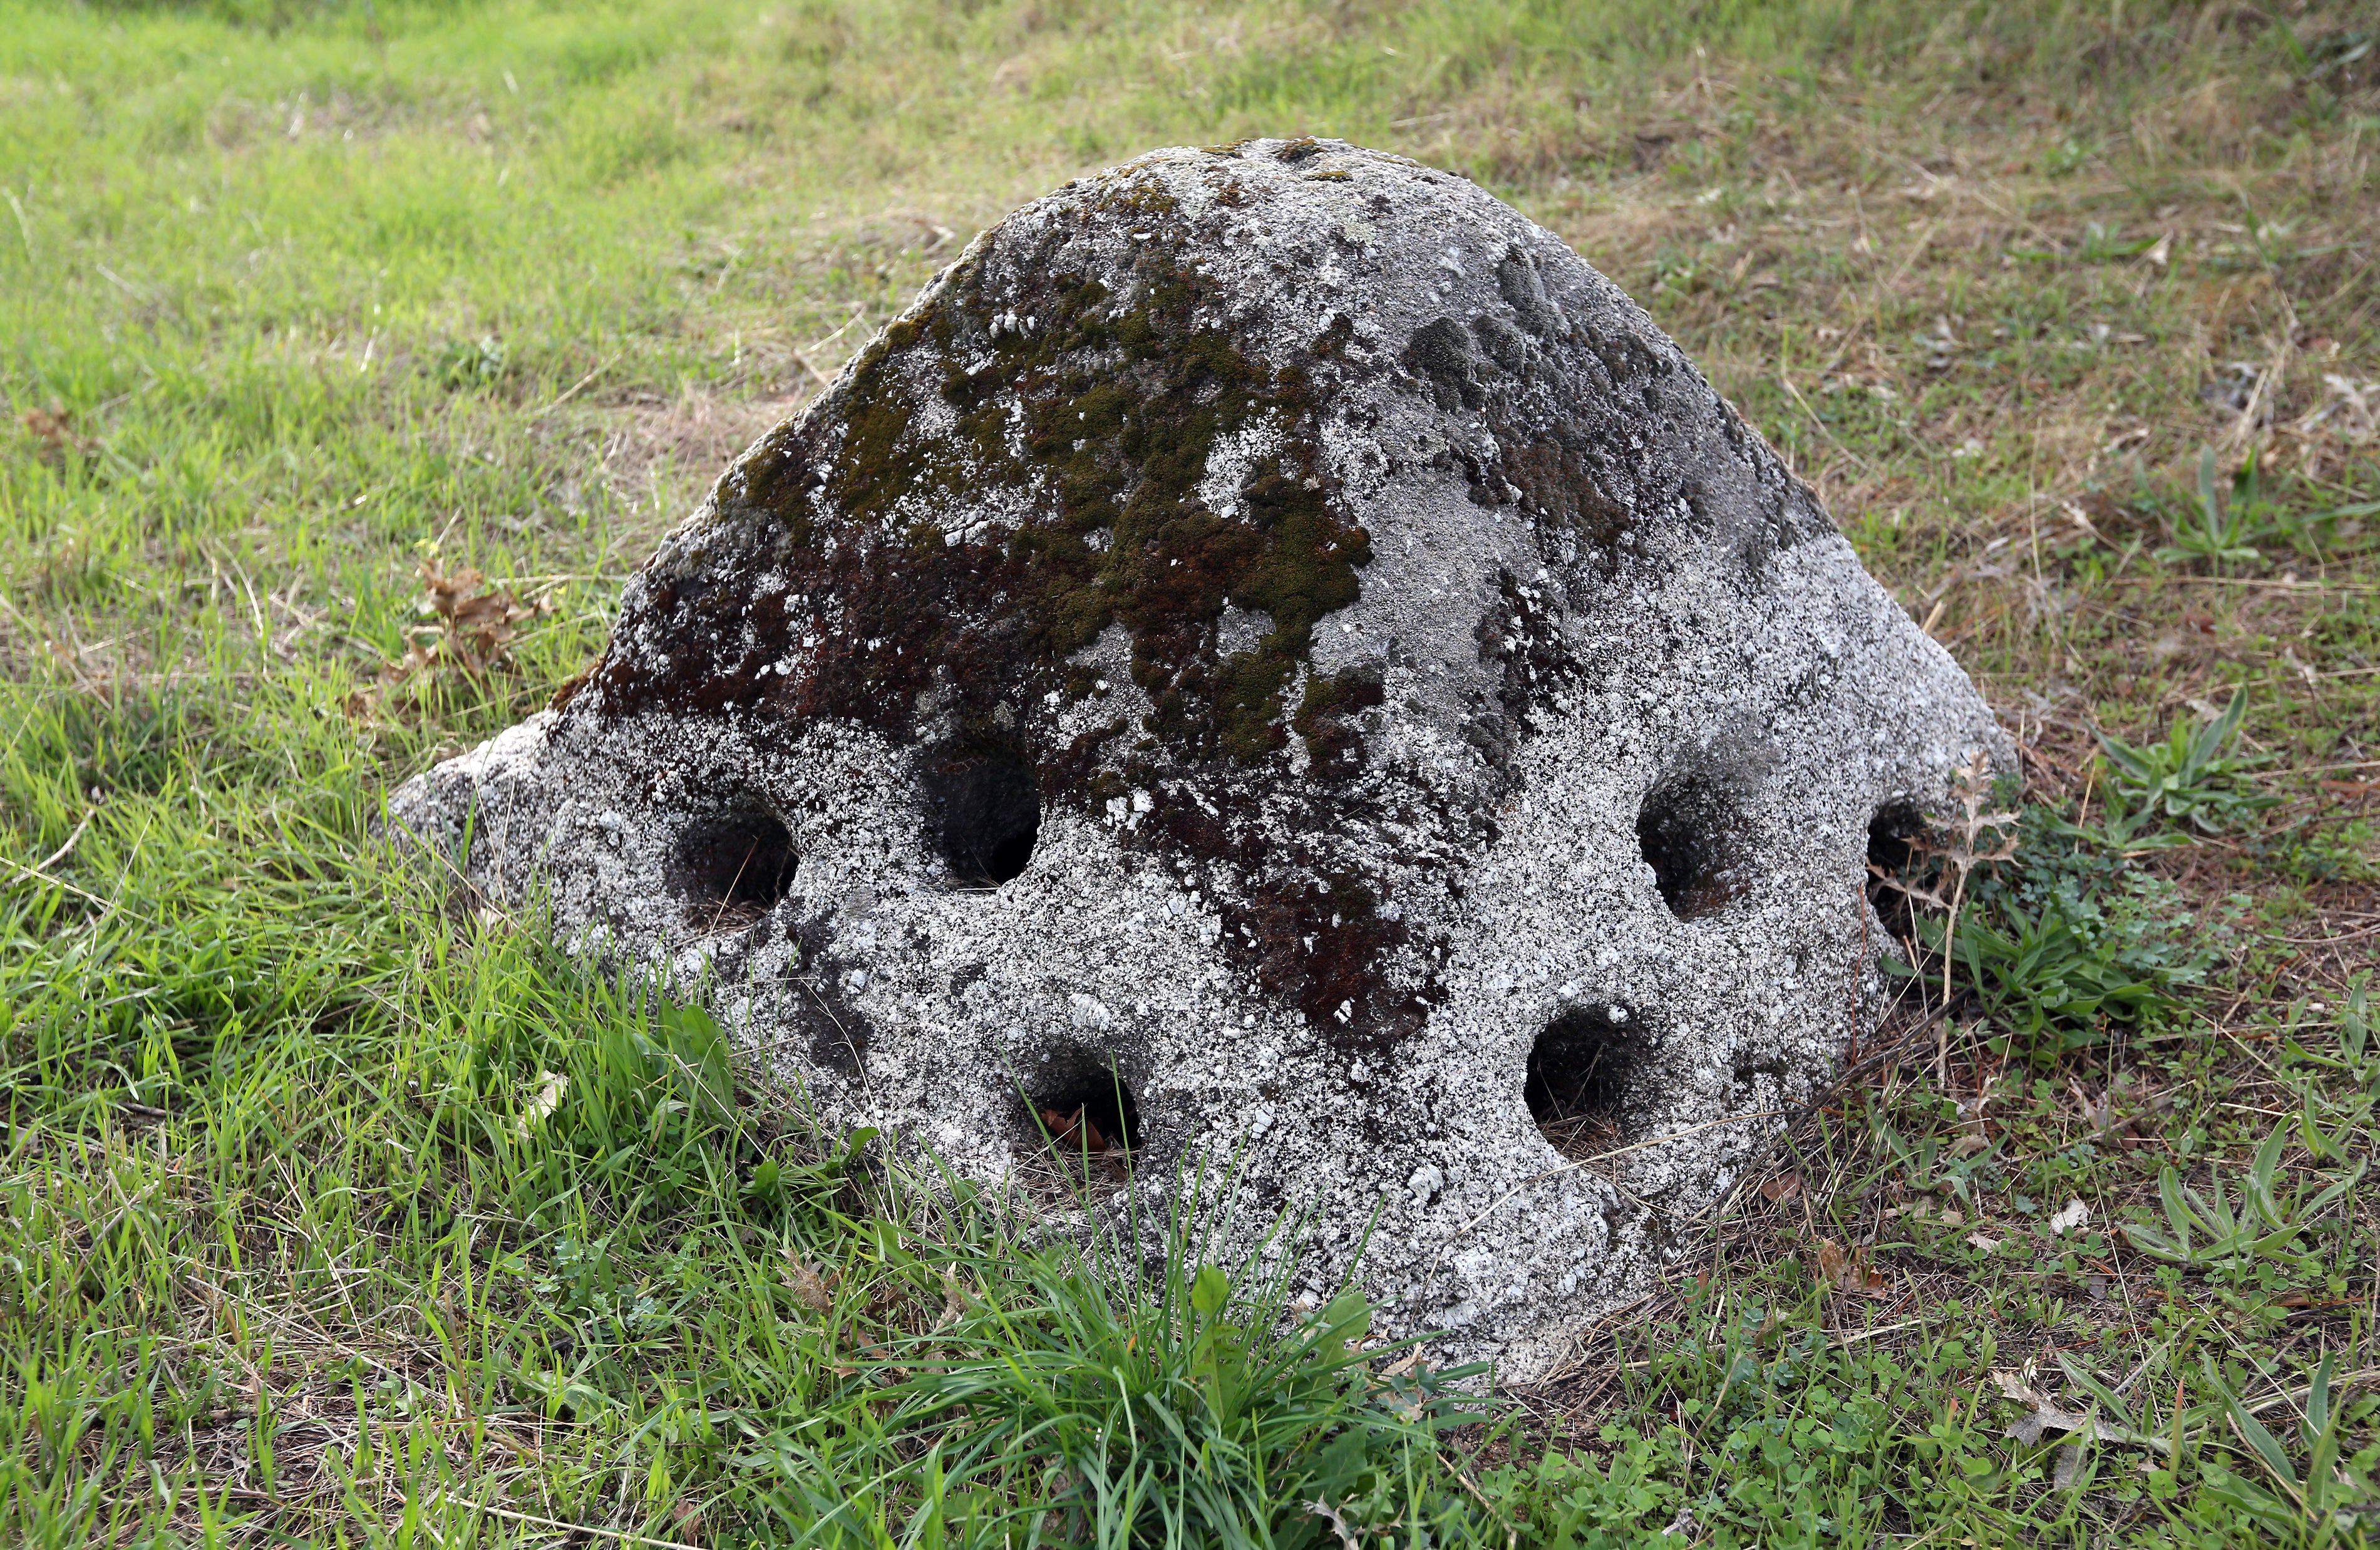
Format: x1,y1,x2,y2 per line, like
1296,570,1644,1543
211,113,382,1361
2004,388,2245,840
388,139,2011,1380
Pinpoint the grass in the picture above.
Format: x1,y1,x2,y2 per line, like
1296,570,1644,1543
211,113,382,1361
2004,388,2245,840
3,0,2377,1542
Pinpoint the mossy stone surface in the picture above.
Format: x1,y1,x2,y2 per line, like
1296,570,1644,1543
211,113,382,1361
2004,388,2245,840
391,140,2007,1381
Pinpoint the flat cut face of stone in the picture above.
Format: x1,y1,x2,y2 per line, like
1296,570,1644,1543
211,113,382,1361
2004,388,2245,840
389,138,2009,1379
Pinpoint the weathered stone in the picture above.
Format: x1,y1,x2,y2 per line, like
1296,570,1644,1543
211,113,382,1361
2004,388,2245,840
388,139,2009,1378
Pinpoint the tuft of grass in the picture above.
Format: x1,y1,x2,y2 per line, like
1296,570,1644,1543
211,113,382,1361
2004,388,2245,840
822,1203,1493,1546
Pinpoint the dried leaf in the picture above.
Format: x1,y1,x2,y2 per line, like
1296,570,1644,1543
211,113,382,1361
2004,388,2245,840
1865,860,1948,911
363,550,547,714
1306,1499,1361,1550
781,1248,833,1313
2047,1197,2089,1236
2070,1078,2116,1135
23,401,98,462
1991,1368,2166,1453
1991,1368,2043,1404
2009,1403,2094,1445
2002,1377,2091,1444
1967,1231,2002,1252
413,554,540,679
1759,1169,1802,1204
2052,1442,2085,1489
1814,1237,1885,1294
1038,1102,1127,1161
515,1070,567,1137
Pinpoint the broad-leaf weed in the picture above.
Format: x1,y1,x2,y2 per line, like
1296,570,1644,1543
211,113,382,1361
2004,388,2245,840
2118,1122,2366,1278
2096,688,2279,836
2156,443,2380,569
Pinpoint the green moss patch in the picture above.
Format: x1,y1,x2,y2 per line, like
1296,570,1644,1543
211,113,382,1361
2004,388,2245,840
693,173,1375,775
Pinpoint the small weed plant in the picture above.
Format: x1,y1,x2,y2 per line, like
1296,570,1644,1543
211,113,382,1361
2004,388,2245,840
1882,805,2216,1060
2118,1120,2367,1278
2205,1356,2379,1549
2095,689,2279,837
433,335,512,393
2155,445,2380,569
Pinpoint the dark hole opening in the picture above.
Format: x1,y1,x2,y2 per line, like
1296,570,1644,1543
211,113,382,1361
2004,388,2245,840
671,809,798,930
1026,1068,1140,1165
1731,1054,1788,1107
1867,802,1924,876
924,747,1041,887
1865,801,1927,934
1527,1006,1645,1156
1636,773,1749,920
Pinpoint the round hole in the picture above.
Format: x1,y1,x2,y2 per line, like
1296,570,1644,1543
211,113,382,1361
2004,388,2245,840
1023,1066,1140,1164
671,808,797,930
1865,800,1924,877
924,746,1041,887
1526,1005,1645,1154
1864,799,1929,933
1636,768,1752,920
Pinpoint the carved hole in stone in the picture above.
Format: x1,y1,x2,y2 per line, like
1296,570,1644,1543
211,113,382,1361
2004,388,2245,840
1017,1057,1140,1187
1864,800,1928,938
670,808,797,931
1636,769,1752,920
924,746,1041,887
1730,1053,1789,1108
1866,800,1925,874
1526,1006,1644,1159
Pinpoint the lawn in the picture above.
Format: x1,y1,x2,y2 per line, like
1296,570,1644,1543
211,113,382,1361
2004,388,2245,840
3,0,2376,1544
